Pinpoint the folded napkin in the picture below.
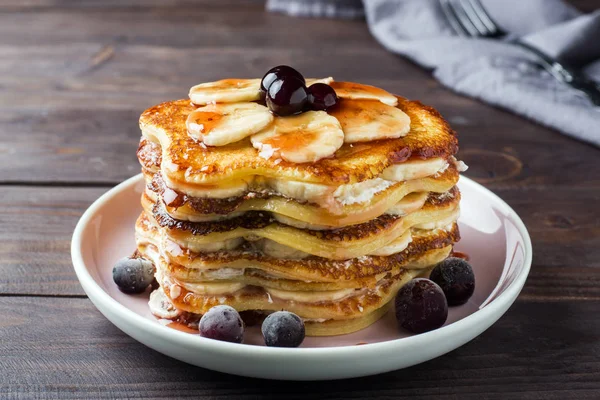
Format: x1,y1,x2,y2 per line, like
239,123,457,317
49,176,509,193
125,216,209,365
267,0,600,147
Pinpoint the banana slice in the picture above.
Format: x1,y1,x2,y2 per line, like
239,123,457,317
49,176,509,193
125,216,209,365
329,99,411,143
381,158,448,182
190,77,334,105
189,79,262,105
254,239,310,259
369,230,413,256
186,102,273,146
251,111,344,163
330,81,398,106
385,192,429,216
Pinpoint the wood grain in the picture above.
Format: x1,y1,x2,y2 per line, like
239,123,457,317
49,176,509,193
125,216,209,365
0,297,598,399
1,0,599,397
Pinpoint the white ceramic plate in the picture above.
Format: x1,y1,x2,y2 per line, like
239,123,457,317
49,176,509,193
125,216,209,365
71,174,531,380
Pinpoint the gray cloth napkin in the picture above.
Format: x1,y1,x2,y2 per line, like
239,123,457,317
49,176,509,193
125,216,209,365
267,0,600,147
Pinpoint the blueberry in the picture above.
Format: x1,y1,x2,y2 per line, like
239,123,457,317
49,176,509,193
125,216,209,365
430,257,475,306
261,311,305,347
112,257,155,294
266,77,309,116
199,305,244,343
260,65,305,95
395,278,448,334
307,83,338,111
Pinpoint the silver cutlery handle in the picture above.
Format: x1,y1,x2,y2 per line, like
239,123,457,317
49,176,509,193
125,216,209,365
513,39,600,106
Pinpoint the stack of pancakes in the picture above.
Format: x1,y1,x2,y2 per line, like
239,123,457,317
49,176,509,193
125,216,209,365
135,82,464,336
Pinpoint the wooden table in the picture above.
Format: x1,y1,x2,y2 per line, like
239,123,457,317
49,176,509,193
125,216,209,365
1,1,599,398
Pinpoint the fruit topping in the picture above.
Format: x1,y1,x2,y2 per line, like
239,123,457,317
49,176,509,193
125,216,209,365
186,102,273,146
330,81,398,106
251,110,344,163
261,311,305,347
260,65,305,95
266,77,309,116
189,79,262,105
430,257,475,306
112,257,155,294
307,83,338,111
199,305,244,343
329,99,410,143
395,278,448,334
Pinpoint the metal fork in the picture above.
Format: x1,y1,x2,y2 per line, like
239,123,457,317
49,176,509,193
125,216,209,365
440,0,600,106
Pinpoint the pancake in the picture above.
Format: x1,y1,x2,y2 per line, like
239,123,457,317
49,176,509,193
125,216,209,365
136,213,460,286
134,76,466,337
148,251,443,324
143,166,459,227
142,188,460,259
138,97,458,188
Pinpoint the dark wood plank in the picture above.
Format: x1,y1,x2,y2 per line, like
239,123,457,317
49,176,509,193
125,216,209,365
0,186,106,296
1,185,598,297
0,296,598,399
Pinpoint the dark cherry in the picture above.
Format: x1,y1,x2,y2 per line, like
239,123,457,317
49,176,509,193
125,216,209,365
430,257,475,306
266,77,309,116
395,278,448,334
199,305,244,343
261,311,305,347
260,65,305,95
307,83,338,111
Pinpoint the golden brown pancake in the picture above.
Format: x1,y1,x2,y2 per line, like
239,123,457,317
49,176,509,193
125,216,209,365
151,252,442,322
136,80,464,336
138,97,458,186
141,188,460,259
142,166,459,228
136,212,459,286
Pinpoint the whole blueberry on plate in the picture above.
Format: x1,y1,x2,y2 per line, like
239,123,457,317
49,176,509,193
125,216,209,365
260,65,305,95
199,305,244,343
266,77,309,116
307,83,338,111
395,278,448,334
112,257,155,294
430,257,475,306
262,311,305,347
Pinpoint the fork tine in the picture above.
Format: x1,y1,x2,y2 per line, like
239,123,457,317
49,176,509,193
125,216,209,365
439,0,469,36
446,0,481,37
467,0,504,36
459,0,491,36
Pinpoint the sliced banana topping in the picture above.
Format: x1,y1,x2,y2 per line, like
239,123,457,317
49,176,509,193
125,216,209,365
251,111,344,163
369,230,413,256
381,158,448,182
330,81,398,106
272,214,332,231
148,288,181,319
254,239,310,259
333,178,395,206
330,99,410,143
163,173,251,199
186,102,273,146
264,178,333,205
267,287,357,303
189,79,262,105
189,78,334,105
385,192,429,216
178,280,246,295
175,237,244,253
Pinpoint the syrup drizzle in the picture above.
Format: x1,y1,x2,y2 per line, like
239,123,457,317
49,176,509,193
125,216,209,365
186,109,224,136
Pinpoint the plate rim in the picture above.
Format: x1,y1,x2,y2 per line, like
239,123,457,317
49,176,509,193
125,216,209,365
71,173,532,357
